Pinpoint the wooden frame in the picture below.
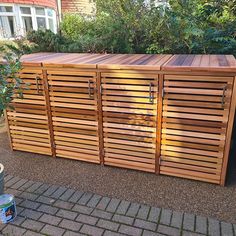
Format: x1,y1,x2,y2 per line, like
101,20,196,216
5,53,236,185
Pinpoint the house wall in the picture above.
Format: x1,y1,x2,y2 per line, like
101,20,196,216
61,0,95,15
0,0,57,9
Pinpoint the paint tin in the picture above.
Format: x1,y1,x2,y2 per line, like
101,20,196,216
0,194,17,223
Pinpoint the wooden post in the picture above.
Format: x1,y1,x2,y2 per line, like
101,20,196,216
97,72,104,164
220,76,236,186
155,74,164,174
42,69,56,158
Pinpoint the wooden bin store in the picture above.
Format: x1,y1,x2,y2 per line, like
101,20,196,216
5,53,236,185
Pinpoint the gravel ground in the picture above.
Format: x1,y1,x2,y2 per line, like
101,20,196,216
0,131,236,224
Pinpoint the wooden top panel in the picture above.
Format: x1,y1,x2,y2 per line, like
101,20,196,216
163,54,236,72
20,53,172,70
96,54,173,70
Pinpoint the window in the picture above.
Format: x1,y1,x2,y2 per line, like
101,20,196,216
0,4,57,39
0,5,15,39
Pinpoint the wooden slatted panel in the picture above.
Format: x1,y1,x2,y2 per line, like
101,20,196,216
48,68,100,163
102,72,158,172
7,67,52,155
160,75,234,184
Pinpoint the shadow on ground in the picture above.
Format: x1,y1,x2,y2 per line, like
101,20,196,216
0,125,236,223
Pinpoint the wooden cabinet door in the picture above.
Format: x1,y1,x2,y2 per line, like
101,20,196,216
7,67,52,155
160,75,234,184
48,68,100,163
101,72,159,172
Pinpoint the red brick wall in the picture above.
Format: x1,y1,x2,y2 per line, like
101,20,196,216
1,0,57,9
61,0,95,15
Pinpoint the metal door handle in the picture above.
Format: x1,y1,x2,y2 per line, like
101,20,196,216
35,76,40,94
221,85,227,108
149,82,153,103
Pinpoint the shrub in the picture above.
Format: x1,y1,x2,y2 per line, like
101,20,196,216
26,0,236,56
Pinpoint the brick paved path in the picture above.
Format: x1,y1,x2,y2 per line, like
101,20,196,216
0,175,235,236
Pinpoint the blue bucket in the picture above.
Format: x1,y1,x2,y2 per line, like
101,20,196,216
0,194,17,223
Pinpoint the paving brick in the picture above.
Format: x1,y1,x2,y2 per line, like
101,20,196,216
221,222,234,236
233,224,236,235
39,213,62,225
41,224,65,236
119,224,142,236
26,182,43,193
34,183,51,195
4,174,14,182
59,189,75,201
170,211,183,228
76,214,98,225
73,204,93,215
69,190,84,203
87,194,102,208
5,176,21,188
43,185,59,196
20,209,43,220
208,218,220,236
15,197,24,205
20,199,40,210
143,230,165,236
78,192,93,205
16,206,24,214
59,219,82,231
182,231,204,236
18,180,34,191
116,200,130,215
97,219,119,231
80,224,104,236
51,186,67,198
36,195,56,205
6,188,22,197
24,230,44,236
92,209,113,220
64,231,85,236
134,218,157,231
157,224,181,236
112,214,134,225
148,207,161,223
54,199,74,209
2,225,26,236
11,179,28,189
195,215,207,234
56,209,78,220
21,219,45,232
19,192,38,201
104,231,126,236
136,205,150,220
106,198,120,213
96,196,111,210
160,209,172,225
126,203,140,217
10,215,25,226
183,213,195,231
38,204,59,215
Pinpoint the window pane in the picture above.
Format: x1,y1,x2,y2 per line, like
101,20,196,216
48,18,54,32
0,16,15,38
0,6,13,12
22,16,33,33
36,7,45,15
20,7,31,15
47,9,53,17
37,17,46,29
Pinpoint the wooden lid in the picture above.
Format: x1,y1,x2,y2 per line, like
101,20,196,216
162,54,236,72
20,53,112,68
96,54,172,70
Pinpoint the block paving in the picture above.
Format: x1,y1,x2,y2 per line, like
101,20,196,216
0,174,235,236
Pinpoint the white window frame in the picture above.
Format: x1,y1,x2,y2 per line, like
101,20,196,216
0,3,57,39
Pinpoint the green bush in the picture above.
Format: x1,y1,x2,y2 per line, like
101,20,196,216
26,0,236,56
